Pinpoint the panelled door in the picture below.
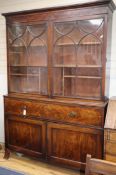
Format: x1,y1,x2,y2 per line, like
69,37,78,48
47,122,103,169
5,115,46,158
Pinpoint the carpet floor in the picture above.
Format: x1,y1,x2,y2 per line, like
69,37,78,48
0,166,26,175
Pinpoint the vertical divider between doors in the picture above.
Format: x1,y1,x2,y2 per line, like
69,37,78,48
47,21,53,98
45,122,48,161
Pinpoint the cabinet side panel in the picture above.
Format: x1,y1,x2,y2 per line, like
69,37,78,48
105,10,113,97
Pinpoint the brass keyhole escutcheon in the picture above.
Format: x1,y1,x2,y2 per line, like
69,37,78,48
21,106,27,117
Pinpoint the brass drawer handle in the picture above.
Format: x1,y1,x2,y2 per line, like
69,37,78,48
68,111,77,118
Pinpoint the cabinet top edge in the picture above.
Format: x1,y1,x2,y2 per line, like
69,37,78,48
2,0,116,17
4,94,108,108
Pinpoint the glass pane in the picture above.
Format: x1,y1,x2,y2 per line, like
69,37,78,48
77,35,102,66
9,39,27,66
64,68,77,76
10,66,27,75
53,67,77,97
76,78,101,98
54,22,74,35
28,38,47,66
27,66,40,75
8,24,26,43
27,76,39,93
53,44,76,67
77,18,103,66
78,19,103,34
53,21,84,67
64,77,76,97
78,67,102,77
54,21,85,43
53,68,63,96
28,24,47,66
27,67,47,95
9,75,27,93
39,68,48,95
28,24,47,36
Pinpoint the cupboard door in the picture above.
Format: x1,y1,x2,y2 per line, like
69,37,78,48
47,123,103,169
8,22,48,95
5,115,46,158
52,18,104,99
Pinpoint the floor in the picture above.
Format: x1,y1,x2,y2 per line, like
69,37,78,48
0,148,84,175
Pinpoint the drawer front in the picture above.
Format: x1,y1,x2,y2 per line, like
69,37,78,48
105,155,116,163
104,129,116,141
105,142,116,155
4,97,104,127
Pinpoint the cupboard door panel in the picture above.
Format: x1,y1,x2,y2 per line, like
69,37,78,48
52,18,104,99
8,22,48,95
5,115,46,158
47,123,103,169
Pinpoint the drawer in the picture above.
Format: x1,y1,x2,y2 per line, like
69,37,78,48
4,97,104,127
104,129,116,141
104,129,116,162
105,142,116,155
105,155,116,163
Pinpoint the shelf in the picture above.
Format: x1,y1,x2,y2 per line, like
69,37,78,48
77,76,102,79
9,65,28,67
78,65,102,68
9,42,101,48
26,74,40,76
9,45,46,48
64,75,76,78
9,73,102,85
9,51,23,53
10,73,26,76
10,73,39,76
10,65,102,68
54,65,102,68
55,42,101,46
9,65,47,67
54,65,76,68
64,75,102,79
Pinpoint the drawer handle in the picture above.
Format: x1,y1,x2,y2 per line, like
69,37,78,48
68,111,77,118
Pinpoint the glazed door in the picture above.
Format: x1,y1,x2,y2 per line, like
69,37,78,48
47,123,103,169
5,115,46,158
52,16,104,99
8,22,48,95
